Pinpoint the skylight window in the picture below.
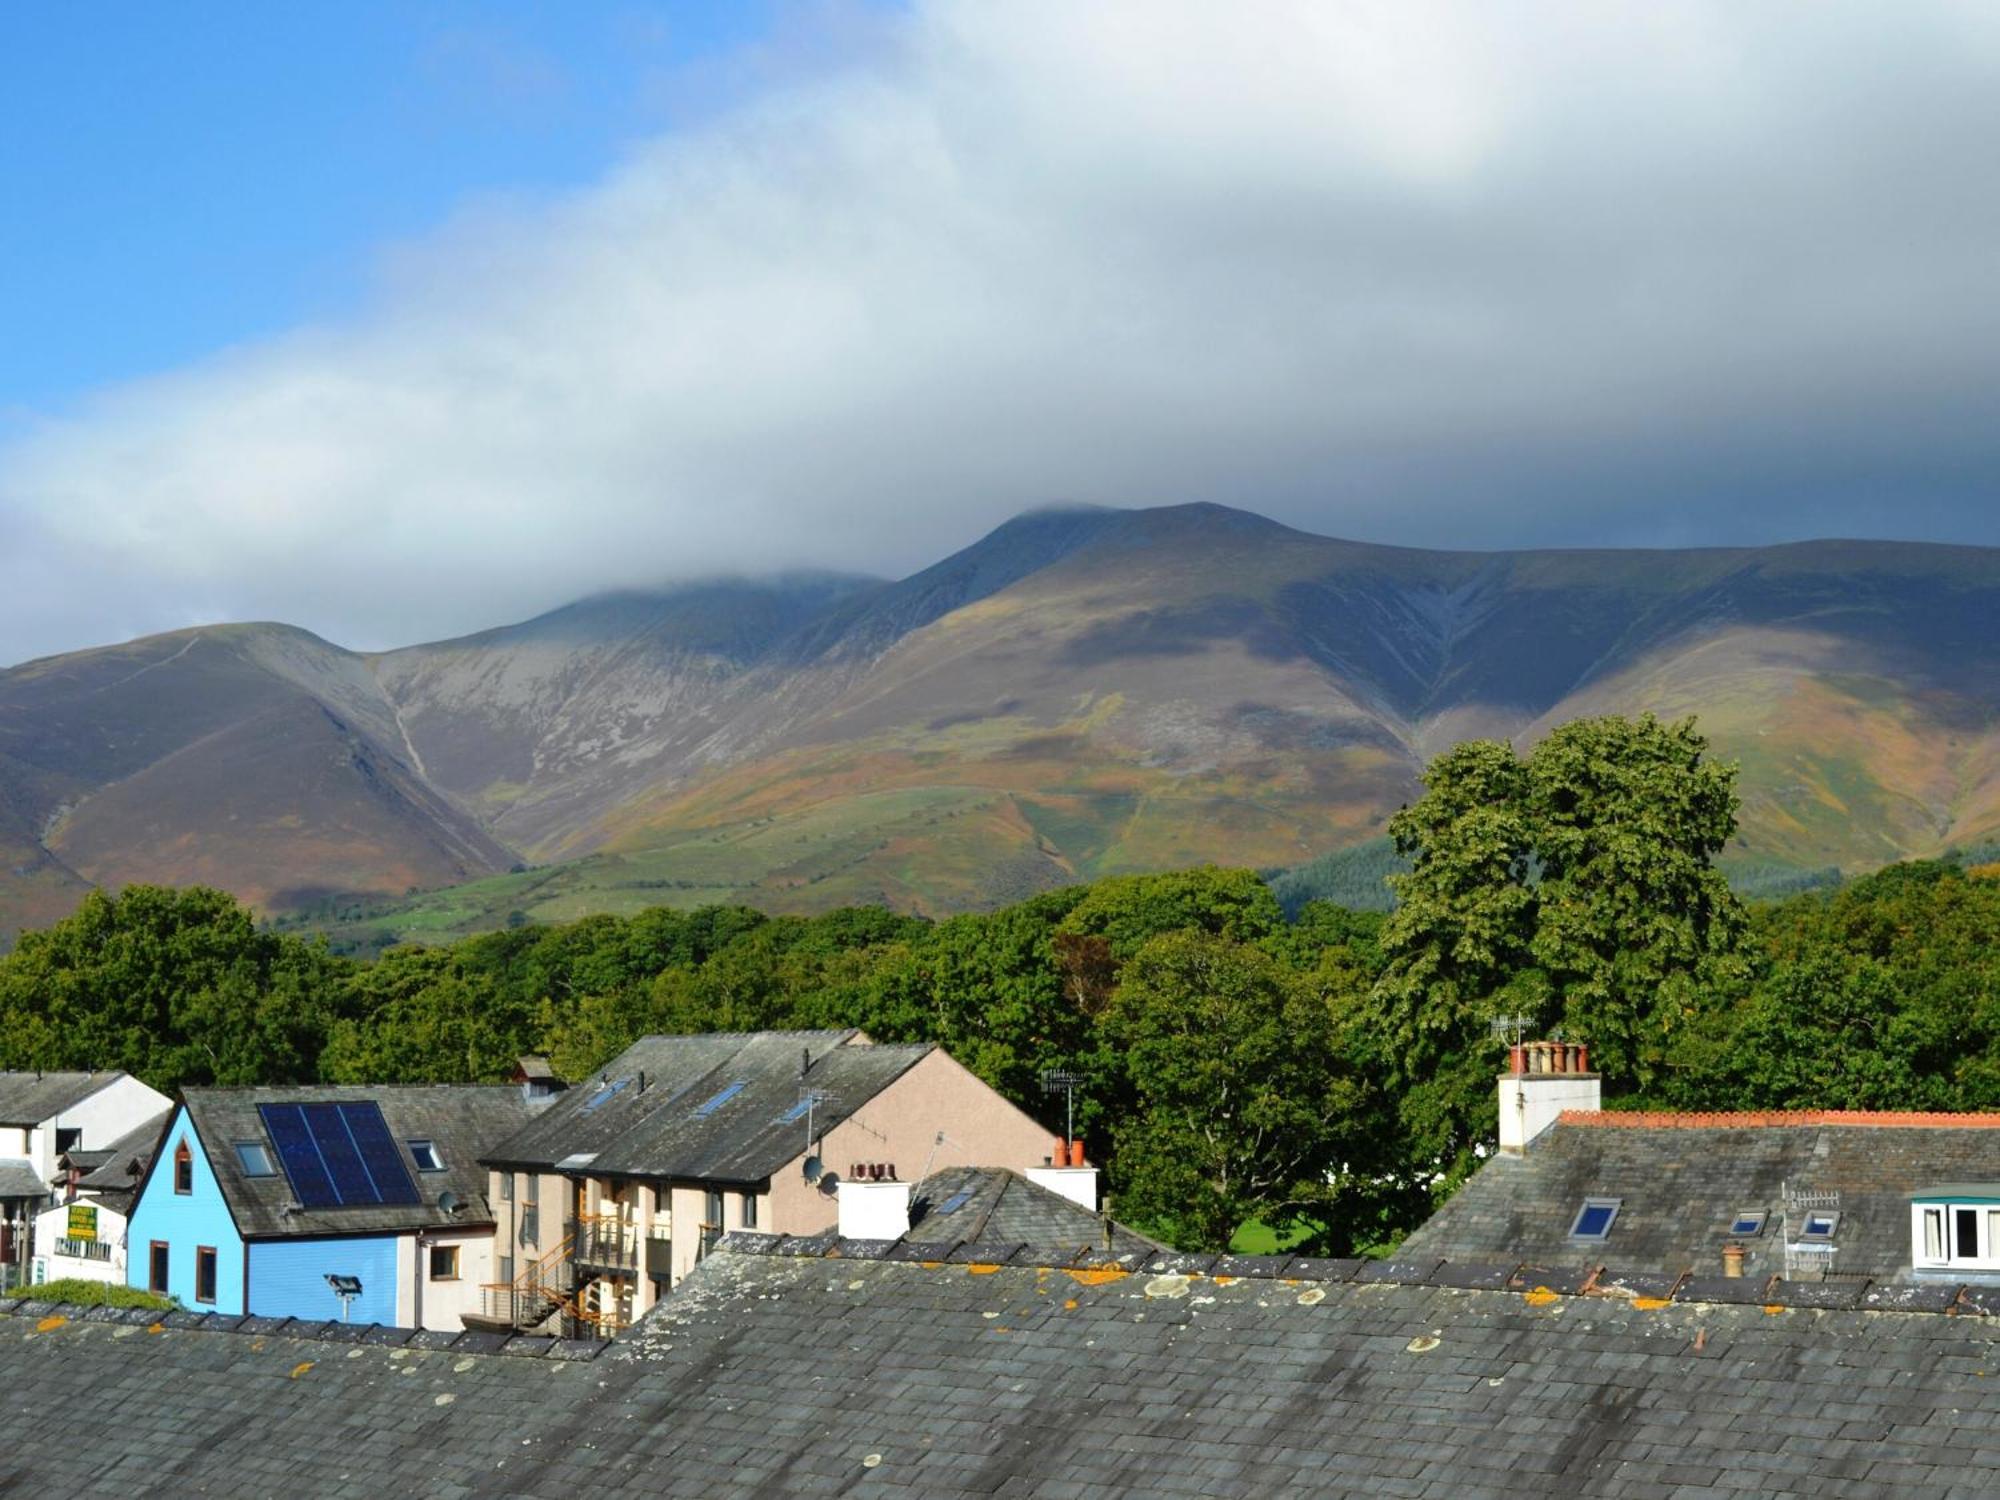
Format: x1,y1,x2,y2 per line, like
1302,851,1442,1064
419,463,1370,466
936,1189,974,1216
1568,1197,1621,1242
778,1097,813,1124
1800,1210,1840,1242
234,1141,275,1177
407,1139,445,1172
694,1081,746,1118
578,1077,632,1114
1730,1211,1768,1238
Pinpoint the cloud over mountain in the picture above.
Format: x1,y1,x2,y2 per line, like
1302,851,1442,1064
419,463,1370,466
6,0,2000,664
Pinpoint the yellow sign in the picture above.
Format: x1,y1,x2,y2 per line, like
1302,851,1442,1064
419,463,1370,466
66,1204,97,1242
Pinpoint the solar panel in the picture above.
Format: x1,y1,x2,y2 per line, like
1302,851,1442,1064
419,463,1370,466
694,1081,745,1117
255,1101,420,1209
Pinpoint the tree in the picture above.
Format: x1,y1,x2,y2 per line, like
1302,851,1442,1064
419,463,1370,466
1526,713,1748,1085
1103,931,1361,1251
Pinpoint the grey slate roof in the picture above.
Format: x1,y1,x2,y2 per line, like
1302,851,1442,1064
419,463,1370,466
0,1070,128,1127
481,1029,935,1182
904,1165,1163,1256
11,1241,2000,1495
0,1159,44,1199
180,1085,533,1239
1403,1115,2000,1281
72,1114,168,1215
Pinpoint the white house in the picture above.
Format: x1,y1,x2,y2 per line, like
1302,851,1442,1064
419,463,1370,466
0,1071,171,1284
31,1116,165,1287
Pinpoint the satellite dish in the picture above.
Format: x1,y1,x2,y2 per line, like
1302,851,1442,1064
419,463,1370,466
436,1189,461,1216
802,1154,824,1185
816,1171,840,1198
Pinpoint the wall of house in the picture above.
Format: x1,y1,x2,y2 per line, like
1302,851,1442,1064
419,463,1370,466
125,1109,245,1313
405,1224,495,1331
249,1236,399,1326
766,1048,1055,1238
31,1200,126,1286
489,1168,572,1282
44,1076,171,1181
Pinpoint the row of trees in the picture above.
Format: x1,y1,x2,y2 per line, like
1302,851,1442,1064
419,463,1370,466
2,714,1994,1253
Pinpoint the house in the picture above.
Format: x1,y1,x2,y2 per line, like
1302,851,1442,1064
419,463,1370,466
124,1085,535,1328
14,1235,2000,1494
1402,1039,2000,1283
476,1029,1060,1333
30,1116,165,1287
0,1070,170,1283
839,1162,1163,1258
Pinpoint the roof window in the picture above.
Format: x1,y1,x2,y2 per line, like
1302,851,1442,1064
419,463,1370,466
1568,1197,1621,1242
936,1189,975,1216
578,1077,633,1115
1729,1210,1767,1238
694,1081,746,1118
407,1139,445,1172
234,1141,276,1177
1799,1210,1840,1241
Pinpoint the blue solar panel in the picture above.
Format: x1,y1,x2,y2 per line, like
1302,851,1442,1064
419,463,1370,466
256,1101,420,1209
694,1081,745,1117
260,1103,337,1208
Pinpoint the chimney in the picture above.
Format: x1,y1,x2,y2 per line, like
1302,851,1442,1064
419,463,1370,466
1026,1157,1101,1213
1496,1039,1600,1154
836,1175,913,1240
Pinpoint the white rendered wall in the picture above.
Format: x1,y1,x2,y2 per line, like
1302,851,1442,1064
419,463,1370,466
837,1180,913,1239
1025,1167,1100,1212
1497,1075,1601,1154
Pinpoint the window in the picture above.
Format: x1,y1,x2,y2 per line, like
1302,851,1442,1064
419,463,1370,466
429,1244,460,1281
700,1188,725,1259
234,1141,275,1177
1956,1207,1981,1260
173,1141,193,1195
578,1077,632,1114
148,1241,169,1295
1925,1207,1946,1259
407,1139,445,1172
195,1246,217,1304
498,1171,513,1202
741,1191,758,1230
55,1127,81,1155
1800,1210,1840,1241
1568,1198,1621,1242
1729,1211,1767,1238
497,1254,514,1285
694,1081,746,1118
937,1189,975,1216
521,1173,538,1205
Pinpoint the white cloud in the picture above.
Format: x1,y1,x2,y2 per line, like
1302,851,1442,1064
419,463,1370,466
6,0,2000,663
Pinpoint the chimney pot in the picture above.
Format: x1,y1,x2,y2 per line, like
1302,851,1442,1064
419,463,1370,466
1722,1242,1746,1278
1054,1136,1071,1168
1071,1138,1087,1167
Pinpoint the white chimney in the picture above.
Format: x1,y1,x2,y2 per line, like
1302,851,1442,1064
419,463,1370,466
1025,1166,1100,1212
837,1179,913,1240
1497,1040,1600,1155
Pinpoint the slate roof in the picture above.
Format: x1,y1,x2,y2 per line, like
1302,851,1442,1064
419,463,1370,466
481,1029,935,1183
71,1114,168,1215
178,1085,534,1239
903,1165,1163,1257
0,1159,44,1199
1403,1111,2000,1281
0,1070,129,1127
10,1242,2000,1495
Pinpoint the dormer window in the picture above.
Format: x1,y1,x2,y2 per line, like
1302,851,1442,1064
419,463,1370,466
1912,1187,2000,1271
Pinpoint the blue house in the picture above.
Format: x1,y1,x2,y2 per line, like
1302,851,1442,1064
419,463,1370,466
126,1085,533,1329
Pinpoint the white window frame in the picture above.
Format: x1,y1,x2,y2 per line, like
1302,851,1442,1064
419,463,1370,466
1568,1197,1621,1243
1910,1199,2000,1270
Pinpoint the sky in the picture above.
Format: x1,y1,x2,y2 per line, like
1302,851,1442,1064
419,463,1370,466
3,0,1999,665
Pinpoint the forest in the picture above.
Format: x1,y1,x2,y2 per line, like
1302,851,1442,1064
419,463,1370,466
2,714,1995,1255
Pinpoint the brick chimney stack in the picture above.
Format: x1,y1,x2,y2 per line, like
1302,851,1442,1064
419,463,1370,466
1497,1040,1600,1154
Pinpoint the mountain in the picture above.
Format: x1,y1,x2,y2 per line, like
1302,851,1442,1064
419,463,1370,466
4,504,1998,944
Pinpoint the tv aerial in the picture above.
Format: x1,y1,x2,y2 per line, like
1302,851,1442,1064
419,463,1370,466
1041,1068,1085,1144
1487,1014,1535,1050
796,1088,838,1181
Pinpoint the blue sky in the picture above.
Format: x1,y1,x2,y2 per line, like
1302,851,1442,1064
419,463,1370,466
0,2,777,413
2,2,1998,665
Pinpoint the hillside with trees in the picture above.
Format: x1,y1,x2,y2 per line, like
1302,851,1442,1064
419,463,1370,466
2,714,1995,1254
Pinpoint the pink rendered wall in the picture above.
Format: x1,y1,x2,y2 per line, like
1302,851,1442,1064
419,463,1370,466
765,1047,1056,1235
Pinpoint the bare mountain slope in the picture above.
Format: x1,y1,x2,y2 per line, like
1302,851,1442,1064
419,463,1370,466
2,505,1996,940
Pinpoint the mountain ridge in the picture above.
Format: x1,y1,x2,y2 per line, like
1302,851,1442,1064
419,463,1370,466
4,503,1997,943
